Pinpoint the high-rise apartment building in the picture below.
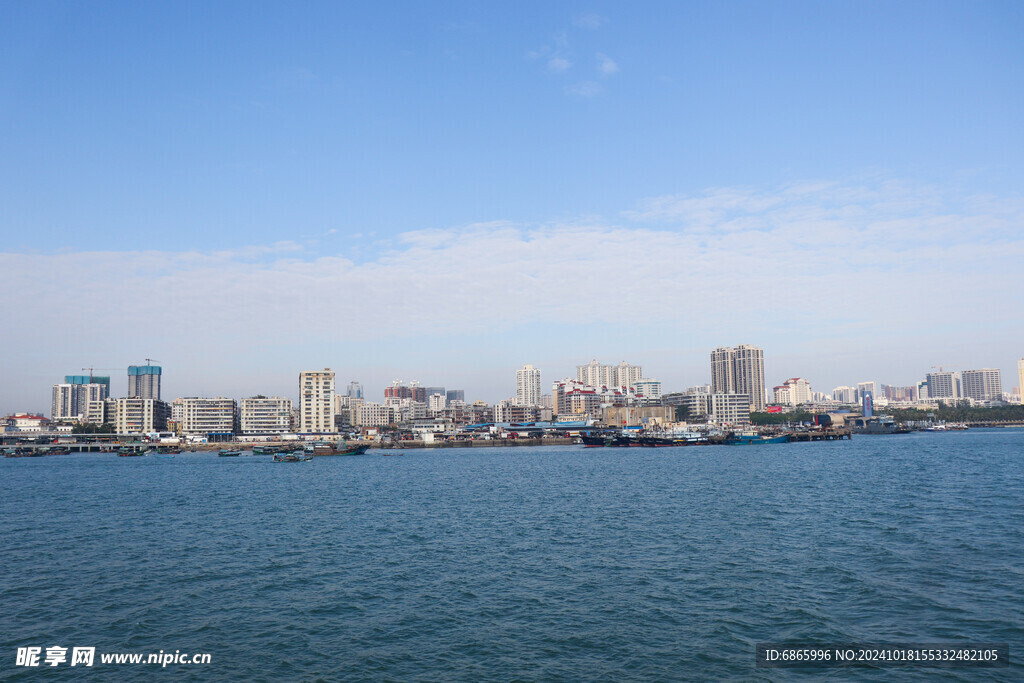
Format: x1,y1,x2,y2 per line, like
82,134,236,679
882,385,917,402
347,381,363,399
299,369,336,433
516,364,542,406
709,344,765,412
128,365,162,400
1019,359,1024,404
832,386,856,403
856,381,878,402
66,375,112,395
576,360,643,390
51,382,107,421
961,369,1002,402
925,371,960,400
384,381,428,402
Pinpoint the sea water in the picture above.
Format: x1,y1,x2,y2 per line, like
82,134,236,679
2,429,1022,680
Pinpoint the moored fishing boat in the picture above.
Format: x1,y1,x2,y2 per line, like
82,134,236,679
273,452,313,462
311,442,369,456
218,449,242,457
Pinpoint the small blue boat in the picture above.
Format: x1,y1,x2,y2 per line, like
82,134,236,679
724,434,789,445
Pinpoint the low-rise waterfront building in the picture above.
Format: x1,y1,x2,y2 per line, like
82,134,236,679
176,398,237,436
428,393,447,414
334,395,363,431
773,377,812,406
709,393,751,427
239,397,292,434
85,397,117,426
494,400,541,423
357,402,393,428
633,379,662,400
662,391,710,422
600,405,674,427
114,398,170,434
2,413,50,432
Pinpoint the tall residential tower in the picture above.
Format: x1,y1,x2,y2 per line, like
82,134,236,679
961,369,1002,402
299,369,336,433
128,365,162,400
1018,358,1024,404
710,344,765,412
516,364,542,406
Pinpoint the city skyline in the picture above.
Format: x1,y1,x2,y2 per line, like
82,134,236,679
14,352,1024,417
2,3,1022,413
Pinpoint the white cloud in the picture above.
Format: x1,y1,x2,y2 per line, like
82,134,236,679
547,57,571,73
566,81,604,97
597,53,619,76
2,179,1022,410
573,14,608,30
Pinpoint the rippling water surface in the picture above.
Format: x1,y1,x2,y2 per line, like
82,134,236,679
2,430,1022,680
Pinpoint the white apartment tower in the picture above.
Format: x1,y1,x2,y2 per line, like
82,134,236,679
576,360,643,390
1019,359,1024,404
516,364,543,406
773,378,812,406
960,369,1002,402
299,369,336,433
51,382,107,421
710,344,765,412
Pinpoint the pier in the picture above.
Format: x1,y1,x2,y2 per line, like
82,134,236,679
5,430,861,456
787,428,852,441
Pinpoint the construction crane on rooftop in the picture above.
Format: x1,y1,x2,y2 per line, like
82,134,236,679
81,367,124,382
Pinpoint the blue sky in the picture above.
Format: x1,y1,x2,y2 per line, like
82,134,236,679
2,1,1023,411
